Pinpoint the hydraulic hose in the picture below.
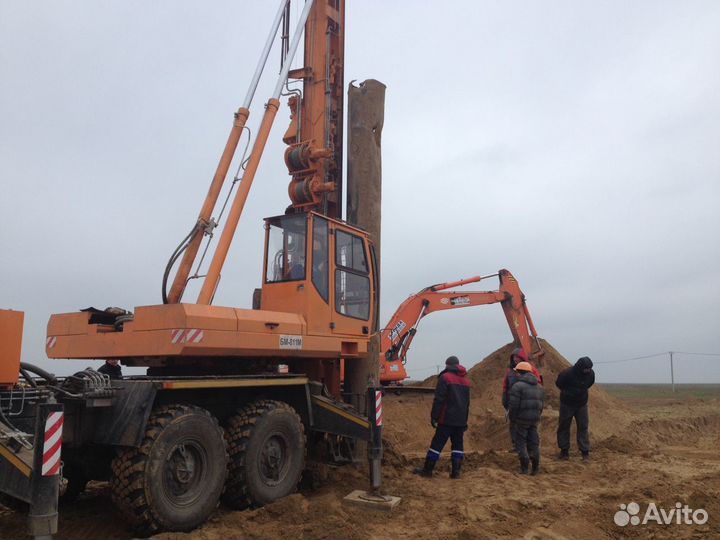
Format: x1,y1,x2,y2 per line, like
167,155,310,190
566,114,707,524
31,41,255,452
162,224,201,304
18,368,37,388
19,362,57,385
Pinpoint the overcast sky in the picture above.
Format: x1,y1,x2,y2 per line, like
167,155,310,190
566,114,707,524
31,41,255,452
2,1,719,383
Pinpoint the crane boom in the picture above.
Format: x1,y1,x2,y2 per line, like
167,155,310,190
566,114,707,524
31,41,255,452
166,0,291,304
165,0,346,304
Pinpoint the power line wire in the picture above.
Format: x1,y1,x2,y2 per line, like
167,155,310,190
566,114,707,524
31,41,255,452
593,352,668,364
595,351,720,364
405,365,439,375
406,351,720,370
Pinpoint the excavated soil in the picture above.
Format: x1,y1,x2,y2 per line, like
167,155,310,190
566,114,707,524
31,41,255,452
384,340,632,457
1,340,719,539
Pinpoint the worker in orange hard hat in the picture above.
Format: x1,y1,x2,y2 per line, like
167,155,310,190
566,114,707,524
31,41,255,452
507,361,544,475
502,348,542,452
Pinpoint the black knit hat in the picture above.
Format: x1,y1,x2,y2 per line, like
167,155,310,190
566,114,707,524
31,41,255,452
445,355,460,366
575,356,593,369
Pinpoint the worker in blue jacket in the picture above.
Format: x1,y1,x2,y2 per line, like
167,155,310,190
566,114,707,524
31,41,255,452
414,356,471,479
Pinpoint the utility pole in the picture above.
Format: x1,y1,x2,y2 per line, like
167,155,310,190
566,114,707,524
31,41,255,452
669,351,675,393
345,79,386,412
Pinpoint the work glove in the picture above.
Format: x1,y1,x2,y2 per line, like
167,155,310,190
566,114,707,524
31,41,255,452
431,419,438,428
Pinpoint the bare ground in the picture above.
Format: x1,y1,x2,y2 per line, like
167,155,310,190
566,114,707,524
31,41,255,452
2,342,719,539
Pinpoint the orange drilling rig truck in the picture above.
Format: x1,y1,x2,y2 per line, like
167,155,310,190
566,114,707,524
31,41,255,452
379,270,543,384
0,1,385,537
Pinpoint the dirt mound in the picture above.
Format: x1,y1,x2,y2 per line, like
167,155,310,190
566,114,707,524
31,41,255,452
383,339,631,456
621,413,720,448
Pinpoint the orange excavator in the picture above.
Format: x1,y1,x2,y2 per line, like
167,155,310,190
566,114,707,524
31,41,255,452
379,269,543,384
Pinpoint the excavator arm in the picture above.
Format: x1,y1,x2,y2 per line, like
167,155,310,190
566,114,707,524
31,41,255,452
380,269,543,384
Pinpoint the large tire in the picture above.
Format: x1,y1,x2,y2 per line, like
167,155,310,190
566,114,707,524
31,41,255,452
110,405,227,536
222,400,306,510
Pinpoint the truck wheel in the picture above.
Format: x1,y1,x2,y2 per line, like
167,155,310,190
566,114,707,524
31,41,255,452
222,400,305,510
110,405,227,535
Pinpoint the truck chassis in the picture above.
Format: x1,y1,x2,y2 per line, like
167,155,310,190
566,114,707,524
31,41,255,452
1,368,373,536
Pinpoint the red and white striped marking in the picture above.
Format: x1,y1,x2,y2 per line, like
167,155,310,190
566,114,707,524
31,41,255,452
42,411,63,476
46,336,57,349
375,390,383,426
171,329,204,344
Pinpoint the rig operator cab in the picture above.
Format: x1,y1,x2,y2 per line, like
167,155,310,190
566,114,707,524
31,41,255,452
261,212,377,397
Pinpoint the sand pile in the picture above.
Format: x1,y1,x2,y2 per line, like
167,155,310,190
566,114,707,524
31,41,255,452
383,339,631,458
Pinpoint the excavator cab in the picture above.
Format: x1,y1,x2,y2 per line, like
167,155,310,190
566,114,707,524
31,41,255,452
261,212,376,341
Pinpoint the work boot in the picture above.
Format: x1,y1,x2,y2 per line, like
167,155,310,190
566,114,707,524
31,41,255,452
530,456,540,476
557,449,569,461
413,458,436,478
519,457,530,475
581,452,590,463
450,459,462,479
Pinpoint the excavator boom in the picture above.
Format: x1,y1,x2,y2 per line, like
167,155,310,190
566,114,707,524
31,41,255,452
380,269,543,384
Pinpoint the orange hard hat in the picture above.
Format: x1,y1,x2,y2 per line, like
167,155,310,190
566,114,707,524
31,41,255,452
514,361,533,373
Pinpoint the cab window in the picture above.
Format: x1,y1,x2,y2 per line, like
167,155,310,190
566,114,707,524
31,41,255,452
335,230,370,320
265,215,307,283
335,230,368,272
312,217,329,302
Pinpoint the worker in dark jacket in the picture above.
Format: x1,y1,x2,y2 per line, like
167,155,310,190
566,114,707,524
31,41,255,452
508,361,544,475
414,355,471,479
502,347,543,451
555,356,595,461
97,359,122,379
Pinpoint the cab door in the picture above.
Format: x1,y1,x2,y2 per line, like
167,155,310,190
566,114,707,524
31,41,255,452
305,214,333,335
330,224,374,339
